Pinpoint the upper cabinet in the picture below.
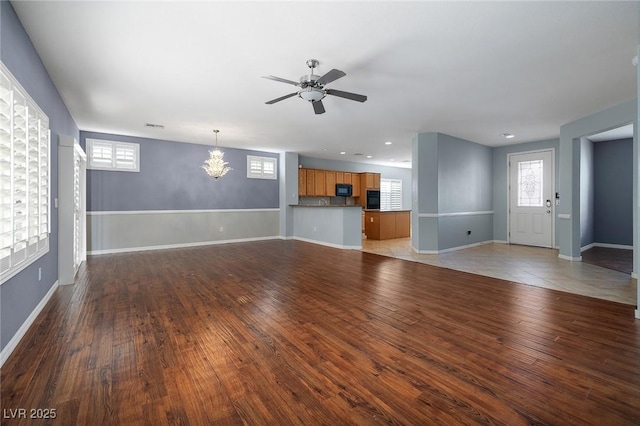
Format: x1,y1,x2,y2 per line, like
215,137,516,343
361,172,380,190
297,168,380,197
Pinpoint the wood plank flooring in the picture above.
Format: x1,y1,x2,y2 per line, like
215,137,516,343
1,240,639,425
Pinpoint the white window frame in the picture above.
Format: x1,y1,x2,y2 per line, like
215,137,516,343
247,155,277,180
380,178,403,211
86,139,140,172
1,61,51,285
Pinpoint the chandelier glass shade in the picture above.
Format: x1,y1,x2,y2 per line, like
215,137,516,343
202,130,232,179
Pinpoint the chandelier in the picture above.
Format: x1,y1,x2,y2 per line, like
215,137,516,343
202,129,232,179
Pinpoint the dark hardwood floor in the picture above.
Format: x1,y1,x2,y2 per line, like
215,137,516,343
1,240,639,425
581,246,634,275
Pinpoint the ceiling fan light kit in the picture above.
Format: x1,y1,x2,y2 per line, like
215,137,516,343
263,59,367,114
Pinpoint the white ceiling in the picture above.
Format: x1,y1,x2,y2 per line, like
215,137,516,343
11,1,639,168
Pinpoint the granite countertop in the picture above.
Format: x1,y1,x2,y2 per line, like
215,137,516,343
364,209,412,212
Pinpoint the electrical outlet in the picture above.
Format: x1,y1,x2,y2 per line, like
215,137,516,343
219,226,224,232
313,226,317,232
38,267,42,281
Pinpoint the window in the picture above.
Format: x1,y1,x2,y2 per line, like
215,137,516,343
1,62,50,284
87,139,140,172
380,178,402,210
517,160,543,207
247,155,277,179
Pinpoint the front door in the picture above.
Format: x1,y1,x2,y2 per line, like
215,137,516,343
508,150,554,248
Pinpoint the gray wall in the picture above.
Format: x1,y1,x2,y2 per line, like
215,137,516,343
558,99,636,259
412,132,493,252
0,1,79,351
580,138,595,247
81,131,279,211
594,138,633,246
81,131,282,253
299,156,412,210
492,138,560,243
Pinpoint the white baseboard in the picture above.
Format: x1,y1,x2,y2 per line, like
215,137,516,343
0,280,59,368
87,236,280,256
636,309,639,319
581,242,633,252
292,236,362,250
558,253,582,261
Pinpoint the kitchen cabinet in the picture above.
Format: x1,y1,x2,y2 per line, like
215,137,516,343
306,169,315,196
352,174,361,197
314,170,326,196
335,171,344,184
325,171,336,196
298,168,307,196
343,172,352,185
364,210,410,240
361,172,380,190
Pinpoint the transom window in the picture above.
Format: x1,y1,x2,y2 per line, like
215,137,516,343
247,155,277,180
86,139,140,172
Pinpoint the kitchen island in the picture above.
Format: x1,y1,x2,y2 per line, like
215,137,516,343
290,204,363,249
364,210,411,240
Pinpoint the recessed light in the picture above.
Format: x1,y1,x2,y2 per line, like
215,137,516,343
389,159,395,162
366,155,373,159
340,151,346,155
502,133,515,139
385,141,392,145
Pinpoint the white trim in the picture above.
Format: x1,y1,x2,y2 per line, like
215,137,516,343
635,309,639,319
418,211,494,218
87,208,280,216
412,240,494,254
558,213,571,219
584,242,633,251
558,253,582,261
0,280,58,368
292,236,362,250
0,248,48,286
87,235,280,256
632,272,638,280
492,240,509,244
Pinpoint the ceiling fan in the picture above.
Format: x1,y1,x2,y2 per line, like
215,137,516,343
262,59,367,114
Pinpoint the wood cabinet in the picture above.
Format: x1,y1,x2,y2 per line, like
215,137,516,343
306,169,315,196
352,175,361,197
298,168,379,198
314,170,326,196
364,210,410,240
361,172,381,190
298,168,307,196
325,171,336,196
343,172,352,185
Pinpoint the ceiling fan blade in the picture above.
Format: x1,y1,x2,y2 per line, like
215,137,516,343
312,100,326,115
316,69,346,86
326,89,367,103
265,92,298,104
262,75,300,86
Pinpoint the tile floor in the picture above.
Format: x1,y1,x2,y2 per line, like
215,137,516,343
361,238,637,305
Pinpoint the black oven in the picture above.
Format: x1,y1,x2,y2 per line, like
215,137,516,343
366,190,380,210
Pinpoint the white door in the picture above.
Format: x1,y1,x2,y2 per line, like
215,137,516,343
509,150,554,248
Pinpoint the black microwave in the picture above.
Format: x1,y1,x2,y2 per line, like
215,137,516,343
335,183,353,197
